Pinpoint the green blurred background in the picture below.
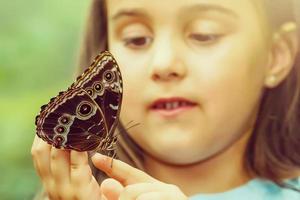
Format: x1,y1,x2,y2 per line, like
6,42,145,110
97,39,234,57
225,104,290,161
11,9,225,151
0,1,91,199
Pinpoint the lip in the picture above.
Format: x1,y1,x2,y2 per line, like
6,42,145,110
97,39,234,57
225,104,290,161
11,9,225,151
149,97,198,117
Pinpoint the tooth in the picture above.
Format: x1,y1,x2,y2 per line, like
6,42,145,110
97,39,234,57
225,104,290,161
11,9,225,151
173,101,179,109
170,102,174,110
166,102,172,110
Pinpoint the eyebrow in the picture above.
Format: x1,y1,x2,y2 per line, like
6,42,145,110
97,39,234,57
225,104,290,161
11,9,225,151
111,4,238,21
111,9,150,21
181,4,239,18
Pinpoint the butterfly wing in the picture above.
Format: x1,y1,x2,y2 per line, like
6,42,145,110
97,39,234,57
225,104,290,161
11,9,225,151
71,51,123,136
35,87,108,151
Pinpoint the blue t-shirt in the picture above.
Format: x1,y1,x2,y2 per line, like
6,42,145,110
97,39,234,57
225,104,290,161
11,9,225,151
190,178,300,200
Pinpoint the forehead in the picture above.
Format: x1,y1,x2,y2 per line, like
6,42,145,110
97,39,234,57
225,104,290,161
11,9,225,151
107,0,265,19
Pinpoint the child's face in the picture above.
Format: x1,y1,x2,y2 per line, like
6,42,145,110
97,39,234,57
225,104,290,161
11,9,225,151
107,0,272,164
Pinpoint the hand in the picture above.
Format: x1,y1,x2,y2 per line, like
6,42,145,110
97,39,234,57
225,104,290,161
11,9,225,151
92,153,188,200
31,136,102,200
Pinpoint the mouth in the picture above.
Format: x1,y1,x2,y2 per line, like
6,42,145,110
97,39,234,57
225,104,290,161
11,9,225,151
149,97,198,117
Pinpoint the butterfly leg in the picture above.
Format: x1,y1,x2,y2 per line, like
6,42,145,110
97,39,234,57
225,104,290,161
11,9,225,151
106,135,118,151
108,150,118,168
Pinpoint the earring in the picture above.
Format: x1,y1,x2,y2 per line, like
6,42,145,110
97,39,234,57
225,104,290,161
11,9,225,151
266,75,277,87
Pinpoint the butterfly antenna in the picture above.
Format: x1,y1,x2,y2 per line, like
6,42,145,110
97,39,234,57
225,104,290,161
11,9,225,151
124,120,134,127
124,120,139,128
109,151,117,168
124,121,140,132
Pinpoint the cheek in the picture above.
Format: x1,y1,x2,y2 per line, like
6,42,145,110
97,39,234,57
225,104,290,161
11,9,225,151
110,50,148,124
120,75,141,123
189,28,269,101
120,78,143,123
188,35,268,137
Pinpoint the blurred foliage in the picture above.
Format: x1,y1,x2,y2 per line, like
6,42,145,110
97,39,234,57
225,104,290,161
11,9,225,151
0,0,91,199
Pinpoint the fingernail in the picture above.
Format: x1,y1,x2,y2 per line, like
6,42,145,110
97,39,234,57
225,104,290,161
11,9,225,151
92,153,113,170
92,153,110,162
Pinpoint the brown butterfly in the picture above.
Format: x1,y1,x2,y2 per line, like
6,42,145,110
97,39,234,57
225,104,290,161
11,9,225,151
35,51,123,153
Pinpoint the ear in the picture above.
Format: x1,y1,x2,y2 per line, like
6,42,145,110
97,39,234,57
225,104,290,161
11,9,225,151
265,22,299,88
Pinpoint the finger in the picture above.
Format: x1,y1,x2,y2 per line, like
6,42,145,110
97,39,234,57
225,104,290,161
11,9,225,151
50,147,70,186
119,183,161,200
101,178,124,200
31,137,52,181
31,136,42,177
31,135,39,149
92,153,157,185
31,137,58,198
70,150,93,186
136,192,167,200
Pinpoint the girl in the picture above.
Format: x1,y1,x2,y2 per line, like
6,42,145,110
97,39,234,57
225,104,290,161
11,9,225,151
31,0,300,199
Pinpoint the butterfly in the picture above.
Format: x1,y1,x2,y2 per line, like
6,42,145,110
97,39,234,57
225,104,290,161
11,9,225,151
35,51,123,153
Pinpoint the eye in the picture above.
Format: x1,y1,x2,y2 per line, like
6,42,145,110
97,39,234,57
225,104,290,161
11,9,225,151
77,101,93,117
86,88,93,96
94,82,103,92
123,36,153,49
188,33,220,44
59,115,71,125
55,126,66,134
53,135,65,147
103,71,115,83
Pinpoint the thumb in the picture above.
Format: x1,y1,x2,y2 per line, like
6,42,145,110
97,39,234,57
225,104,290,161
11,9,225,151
101,178,124,200
92,153,157,186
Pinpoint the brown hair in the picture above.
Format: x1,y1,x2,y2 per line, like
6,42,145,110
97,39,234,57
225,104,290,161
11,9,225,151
79,0,300,188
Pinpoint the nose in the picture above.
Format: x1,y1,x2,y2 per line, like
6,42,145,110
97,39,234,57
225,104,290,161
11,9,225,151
150,34,187,82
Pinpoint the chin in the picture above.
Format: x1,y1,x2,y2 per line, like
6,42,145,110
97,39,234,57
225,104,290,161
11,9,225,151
144,143,211,166
155,152,206,166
